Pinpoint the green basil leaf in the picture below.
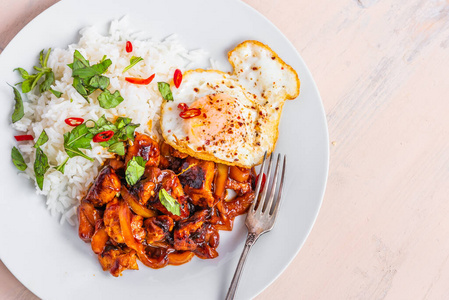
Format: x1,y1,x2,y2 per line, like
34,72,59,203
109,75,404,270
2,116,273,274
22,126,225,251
115,117,131,129
88,75,109,90
158,82,173,101
9,84,24,123
34,130,48,148
14,68,30,80
20,77,35,93
123,56,143,73
63,123,94,161
72,67,98,79
54,157,69,174
11,147,27,171
30,72,44,92
50,88,62,98
39,49,45,68
108,141,125,156
98,89,124,109
42,48,51,68
158,188,181,216
125,156,147,186
87,115,116,135
91,59,112,75
72,77,90,101
39,71,55,93
72,50,90,68
34,147,49,190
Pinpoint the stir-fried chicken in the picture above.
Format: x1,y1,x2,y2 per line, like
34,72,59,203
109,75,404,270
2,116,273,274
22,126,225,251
78,132,257,276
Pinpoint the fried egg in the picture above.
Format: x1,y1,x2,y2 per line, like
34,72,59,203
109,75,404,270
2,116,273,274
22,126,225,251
160,40,300,168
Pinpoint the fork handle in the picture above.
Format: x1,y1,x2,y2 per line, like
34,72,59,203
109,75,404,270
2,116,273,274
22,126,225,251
225,232,258,300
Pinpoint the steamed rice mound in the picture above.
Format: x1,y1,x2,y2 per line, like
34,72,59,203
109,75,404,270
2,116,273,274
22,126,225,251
12,18,210,225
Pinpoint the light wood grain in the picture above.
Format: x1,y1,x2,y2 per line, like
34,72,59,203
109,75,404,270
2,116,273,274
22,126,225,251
1,0,449,299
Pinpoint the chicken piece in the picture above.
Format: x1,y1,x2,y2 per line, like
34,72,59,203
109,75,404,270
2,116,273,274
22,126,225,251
146,168,189,220
159,142,185,171
190,224,220,259
103,198,124,244
145,215,175,244
178,157,216,207
125,132,160,167
91,220,109,254
78,199,102,242
85,166,121,207
225,177,252,195
224,192,255,218
131,214,146,242
98,247,139,277
174,210,208,251
132,178,156,206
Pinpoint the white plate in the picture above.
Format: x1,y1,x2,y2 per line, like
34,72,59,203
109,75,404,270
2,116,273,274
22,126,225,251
0,0,328,299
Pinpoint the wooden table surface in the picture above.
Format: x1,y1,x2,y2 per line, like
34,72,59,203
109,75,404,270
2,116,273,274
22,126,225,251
2,0,449,299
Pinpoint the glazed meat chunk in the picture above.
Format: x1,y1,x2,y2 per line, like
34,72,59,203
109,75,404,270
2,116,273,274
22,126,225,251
178,157,216,207
78,199,102,242
85,166,121,207
98,247,139,277
174,210,208,251
125,132,160,167
145,215,174,244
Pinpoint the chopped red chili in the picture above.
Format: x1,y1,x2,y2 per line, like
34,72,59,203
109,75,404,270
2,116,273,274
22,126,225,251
93,130,114,143
64,117,84,127
125,74,155,85
179,108,201,119
173,69,182,88
14,135,34,142
126,41,133,53
177,103,188,111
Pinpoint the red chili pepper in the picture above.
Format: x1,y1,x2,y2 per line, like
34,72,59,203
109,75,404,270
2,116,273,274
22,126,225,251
125,74,155,85
14,135,34,142
177,103,188,111
179,108,201,119
126,41,133,53
93,130,114,143
174,69,182,88
64,117,84,127
256,173,267,191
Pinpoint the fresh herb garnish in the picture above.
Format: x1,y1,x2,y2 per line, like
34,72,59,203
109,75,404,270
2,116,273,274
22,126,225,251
123,56,143,73
15,48,61,96
63,123,94,161
125,156,146,186
69,50,120,104
33,130,50,190
34,130,48,148
50,88,63,98
158,188,181,216
97,89,124,109
34,147,50,190
54,157,69,174
158,82,173,101
63,115,139,161
9,84,24,123
11,147,27,171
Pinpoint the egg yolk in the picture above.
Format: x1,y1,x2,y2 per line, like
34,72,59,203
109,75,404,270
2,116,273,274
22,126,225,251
186,93,247,148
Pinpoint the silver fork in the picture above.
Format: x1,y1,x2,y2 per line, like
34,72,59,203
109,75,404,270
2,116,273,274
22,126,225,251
225,153,287,300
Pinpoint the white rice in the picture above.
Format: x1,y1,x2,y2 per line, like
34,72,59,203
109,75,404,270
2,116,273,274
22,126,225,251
12,17,211,225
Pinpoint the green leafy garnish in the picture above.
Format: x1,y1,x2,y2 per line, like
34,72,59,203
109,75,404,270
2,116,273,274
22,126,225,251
54,157,69,174
34,130,48,148
108,141,125,156
9,84,24,123
158,189,181,216
123,56,143,73
50,88,63,98
158,82,173,101
125,156,147,186
34,147,49,190
11,147,27,171
69,50,116,102
63,123,94,161
98,90,124,109
15,48,60,96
